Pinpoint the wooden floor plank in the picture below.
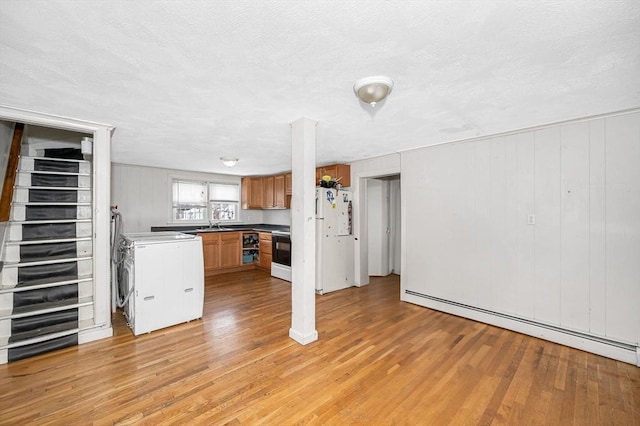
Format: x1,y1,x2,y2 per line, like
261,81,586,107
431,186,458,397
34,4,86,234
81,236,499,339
1,271,638,425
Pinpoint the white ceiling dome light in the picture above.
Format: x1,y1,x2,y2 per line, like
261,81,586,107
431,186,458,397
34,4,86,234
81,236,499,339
353,76,394,107
220,157,239,167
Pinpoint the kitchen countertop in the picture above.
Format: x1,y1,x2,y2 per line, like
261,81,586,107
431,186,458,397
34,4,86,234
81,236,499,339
150,223,290,234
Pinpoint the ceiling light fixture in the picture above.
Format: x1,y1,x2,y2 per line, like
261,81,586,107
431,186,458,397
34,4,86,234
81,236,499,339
353,76,394,107
220,157,238,167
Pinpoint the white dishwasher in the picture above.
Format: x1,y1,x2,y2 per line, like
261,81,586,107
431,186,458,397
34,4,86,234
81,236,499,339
121,232,204,335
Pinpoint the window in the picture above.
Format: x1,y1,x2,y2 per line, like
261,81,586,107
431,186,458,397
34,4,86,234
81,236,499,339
209,183,239,221
171,179,239,222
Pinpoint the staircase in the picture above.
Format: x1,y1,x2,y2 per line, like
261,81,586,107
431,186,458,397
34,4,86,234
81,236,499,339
0,146,98,363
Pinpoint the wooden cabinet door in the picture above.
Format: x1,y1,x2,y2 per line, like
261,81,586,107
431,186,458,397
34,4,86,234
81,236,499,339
285,173,292,195
316,164,351,187
200,233,221,273
242,177,264,209
274,174,285,208
220,232,241,268
258,232,272,270
335,164,350,187
249,177,263,209
262,176,275,208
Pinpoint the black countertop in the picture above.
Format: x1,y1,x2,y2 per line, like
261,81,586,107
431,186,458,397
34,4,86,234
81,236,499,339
150,223,290,234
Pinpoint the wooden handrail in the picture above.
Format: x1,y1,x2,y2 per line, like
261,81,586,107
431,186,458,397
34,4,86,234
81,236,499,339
0,122,25,222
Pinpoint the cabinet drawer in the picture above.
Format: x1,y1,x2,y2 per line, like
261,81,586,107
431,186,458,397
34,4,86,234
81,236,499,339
198,232,220,242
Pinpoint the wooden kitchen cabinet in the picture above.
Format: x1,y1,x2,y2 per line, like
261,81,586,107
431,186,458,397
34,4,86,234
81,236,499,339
199,233,221,274
199,231,242,274
220,232,241,268
262,175,275,208
317,164,350,187
241,176,264,209
242,165,349,210
258,232,272,271
285,173,292,195
274,174,285,208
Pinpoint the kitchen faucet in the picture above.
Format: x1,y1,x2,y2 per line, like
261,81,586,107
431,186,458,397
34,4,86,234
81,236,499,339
208,220,221,229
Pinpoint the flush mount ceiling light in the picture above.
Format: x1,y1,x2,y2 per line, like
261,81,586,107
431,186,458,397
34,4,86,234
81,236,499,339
353,76,394,107
220,157,239,167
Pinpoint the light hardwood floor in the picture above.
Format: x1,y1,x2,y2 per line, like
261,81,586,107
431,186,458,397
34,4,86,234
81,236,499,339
1,271,639,425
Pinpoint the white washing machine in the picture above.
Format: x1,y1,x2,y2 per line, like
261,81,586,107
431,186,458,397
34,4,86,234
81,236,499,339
121,232,204,335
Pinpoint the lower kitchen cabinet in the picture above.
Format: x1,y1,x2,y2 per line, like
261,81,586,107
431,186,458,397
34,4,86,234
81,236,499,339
258,232,272,271
198,230,275,276
200,232,221,274
220,232,241,268
199,231,242,274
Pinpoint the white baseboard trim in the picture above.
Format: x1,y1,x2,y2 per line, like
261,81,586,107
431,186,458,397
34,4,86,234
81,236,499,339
289,327,318,345
78,325,113,344
403,291,639,367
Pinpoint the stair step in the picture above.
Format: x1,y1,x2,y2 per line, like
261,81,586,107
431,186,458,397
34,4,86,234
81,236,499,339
10,204,92,222
18,169,90,177
9,320,80,344
17,172,90,188
7,333,78,362
8,221,93,242
13,187,92,203
20,157,90,174
0,277,92,294
6,237,92,246
41,147,84,160
1,258,92,287
3,240,92,263
21,156,90,164
10,218,91,226
3,254,93,268
0,319,98,350
0,297,93,320
12,202,92,207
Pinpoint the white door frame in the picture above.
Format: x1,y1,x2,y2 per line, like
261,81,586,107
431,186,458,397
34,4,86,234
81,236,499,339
0,104,115,343
352,165,401,287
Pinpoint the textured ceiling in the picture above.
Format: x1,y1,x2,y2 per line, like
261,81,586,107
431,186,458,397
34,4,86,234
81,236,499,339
1,0,639,176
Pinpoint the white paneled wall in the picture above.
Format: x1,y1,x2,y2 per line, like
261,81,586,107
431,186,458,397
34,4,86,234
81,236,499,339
111,163,264,233
402,111,640,355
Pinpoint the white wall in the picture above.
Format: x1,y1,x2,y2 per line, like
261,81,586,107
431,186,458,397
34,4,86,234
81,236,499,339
111,163,265,233
0,120,14,179
401,110,640,361
263,208,291,226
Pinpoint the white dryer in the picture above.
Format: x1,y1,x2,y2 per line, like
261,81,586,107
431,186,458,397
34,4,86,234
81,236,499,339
121,232,204,335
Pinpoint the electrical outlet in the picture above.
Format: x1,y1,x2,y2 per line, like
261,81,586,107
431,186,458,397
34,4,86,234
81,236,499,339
527,214,536,225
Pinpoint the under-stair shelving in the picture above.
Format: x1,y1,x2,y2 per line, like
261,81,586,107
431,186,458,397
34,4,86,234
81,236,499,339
0,147,102,363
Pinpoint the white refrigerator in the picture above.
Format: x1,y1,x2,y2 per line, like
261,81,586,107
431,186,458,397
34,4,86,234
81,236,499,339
316,187,354,294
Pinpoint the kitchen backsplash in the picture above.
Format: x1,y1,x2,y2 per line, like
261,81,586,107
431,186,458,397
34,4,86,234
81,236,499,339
262,208,291,226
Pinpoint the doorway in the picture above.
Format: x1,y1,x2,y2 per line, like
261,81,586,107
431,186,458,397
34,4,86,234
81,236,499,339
366,174,401,277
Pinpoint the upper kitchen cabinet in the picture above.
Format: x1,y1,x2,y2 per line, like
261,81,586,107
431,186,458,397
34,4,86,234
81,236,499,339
241,176,263,209
242,174,287,210
317,164,350,187
262,175,275,208
285,173,292,195
241,165,349,210
274,174,286,208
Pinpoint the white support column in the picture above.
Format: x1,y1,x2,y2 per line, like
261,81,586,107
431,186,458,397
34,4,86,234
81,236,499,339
289,117,318,345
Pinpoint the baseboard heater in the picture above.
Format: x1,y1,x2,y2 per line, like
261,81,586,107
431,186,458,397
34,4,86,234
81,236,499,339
405,289,637,353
